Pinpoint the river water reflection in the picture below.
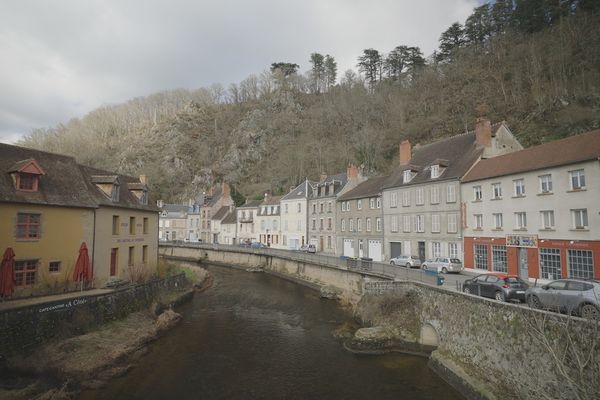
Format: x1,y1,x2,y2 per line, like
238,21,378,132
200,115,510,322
81,264,462,400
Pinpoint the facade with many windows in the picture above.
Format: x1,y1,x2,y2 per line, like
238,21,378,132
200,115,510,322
255,194,282,247
280,180,314,250
461,129,600,281
383,119,522,263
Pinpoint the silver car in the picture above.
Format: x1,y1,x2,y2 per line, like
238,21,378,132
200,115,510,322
422,257,463,274
526,279,600,319
389,255,422,268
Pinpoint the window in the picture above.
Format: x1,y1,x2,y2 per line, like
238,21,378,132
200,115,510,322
327,236,332,249
128,246,135,267
448,243,458,259
370,198,375,209
297,203,301,213
403,216,411,233
165,220,170,228
345,201,350,212
129,217,136,235
341,219,345,231
474,244,488,270
431,165,440,179
416,215,425,232
430,186,440,204
403,170,413,183
142,245,148,264
327,218,332,230
341,202,346,212
312,204,316,214
376,198,381,208
349,219,354,232
16,213,41,240
571,209,588,229
492,183,502,199
15,260,37,286
297,220,301,231
320,203,324,213
474,214,483,230
431,214,440,233
492,246,507,272
514,179,525,197
540,211,555,229
366,218,372,232
319,218,324,231
390,192,398,207
49,261,61,273
376,218,382,232
493,213,503,230
416,188,424,205
17,173,37,191
285,204,289,213
402,191,410,207
569,169,586,190
539,174,553,194
515,212,527,230
143,217,148,234
447,214,457,233
357,199,362,210
432,242,441,257
391,215,398,232
540,248,561,279
357,218,362,232
473,186,482,201
568,250,593,279
446,184,456,203
327,202,332,212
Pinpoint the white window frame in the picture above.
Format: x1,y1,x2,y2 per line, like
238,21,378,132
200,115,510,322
357,218,362,232
369,198,375,209
391,215,398,232
431,185,440,204
431,214,440,233
403,170,413,183
390,192,398,208
357,199,362,210
416,215,425,232
539,174,553,194
569,169,586,190
349,219,354,232
432,242,441,257
474,214,483,230
540,210,555,230
493,213,503,230
473,186,482,201
447,214,457,233
571,209,588,229
448,243,458,258
376,217,382,232
514,179,525,197
402,191,410,207
431,165,440,179
515,212,527,230
366,218,372,232
376,197,381,209
341,219,345,231
403,215,411,232
446,184,456,203
492,183,502,199
416,188,424,205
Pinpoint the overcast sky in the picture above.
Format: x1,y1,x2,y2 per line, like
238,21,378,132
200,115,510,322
0,0,481,143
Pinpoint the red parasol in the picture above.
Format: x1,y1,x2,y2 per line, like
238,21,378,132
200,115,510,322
73,242,92,285
0,248,16,297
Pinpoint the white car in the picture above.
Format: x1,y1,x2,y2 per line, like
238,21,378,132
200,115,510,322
389,255,422,268
422,257,463,274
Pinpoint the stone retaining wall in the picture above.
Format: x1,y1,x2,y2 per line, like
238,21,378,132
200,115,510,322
0,273,188,357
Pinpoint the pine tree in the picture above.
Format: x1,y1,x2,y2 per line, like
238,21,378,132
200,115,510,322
436,23,467,63
465,4,492,45
357,48,383,86
309,53,325,93
324,55,337,90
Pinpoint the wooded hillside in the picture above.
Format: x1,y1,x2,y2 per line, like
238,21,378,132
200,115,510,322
20,2,600,203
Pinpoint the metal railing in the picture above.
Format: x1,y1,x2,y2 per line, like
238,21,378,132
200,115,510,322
159,241,440,286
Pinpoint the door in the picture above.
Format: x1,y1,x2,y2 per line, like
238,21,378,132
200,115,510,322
343,239,354,257
390,242,402,259
418,241,426,262
110,248,118,277
358,239,364,258
518,248,528,279
368,240,382,262
319,236,324,252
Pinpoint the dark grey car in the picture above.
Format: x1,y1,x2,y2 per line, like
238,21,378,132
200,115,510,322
526,279,600,319
462,273,529,302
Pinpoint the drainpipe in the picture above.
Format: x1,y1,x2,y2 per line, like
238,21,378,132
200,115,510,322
92,208,97,280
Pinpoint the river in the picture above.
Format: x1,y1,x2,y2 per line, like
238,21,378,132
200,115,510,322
80,264,462,400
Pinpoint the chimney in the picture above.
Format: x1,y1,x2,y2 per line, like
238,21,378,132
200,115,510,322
264,192,269,201
319,172,327,183
399,140,412,166
475,117,492,147
289,186,295,193
222,182,230,196
139,174,148,185
346,164,358,180
156,199,164,208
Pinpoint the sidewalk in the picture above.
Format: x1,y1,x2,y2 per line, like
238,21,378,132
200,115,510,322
0,288,114,312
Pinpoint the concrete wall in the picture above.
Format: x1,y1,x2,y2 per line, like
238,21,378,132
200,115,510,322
0,273,187,357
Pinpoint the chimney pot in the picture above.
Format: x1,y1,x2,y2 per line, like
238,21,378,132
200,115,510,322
399,140,412,166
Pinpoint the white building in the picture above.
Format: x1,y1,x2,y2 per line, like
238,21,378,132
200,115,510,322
236,200,261,244
221,209,238,245
255,194,282,248
280,180,314,250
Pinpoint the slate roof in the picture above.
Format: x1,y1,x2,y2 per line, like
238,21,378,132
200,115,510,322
212,206,230,220
313,173,348,198
0,143,158,211
258,196,282,216
237,199,262,209
222,210,237,224
338,175,392,201
204,185,223,207
161,204,190,214
281,180,315,201
384,131,484,189
463,129,600,183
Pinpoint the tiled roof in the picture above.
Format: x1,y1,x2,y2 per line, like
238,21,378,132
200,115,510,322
384,131,484,189
281,180,315,201
222,210,237,224
463,129,600,182
338,175,391,201
212,206,230,220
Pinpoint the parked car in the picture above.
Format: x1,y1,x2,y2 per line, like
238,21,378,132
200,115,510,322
462,273,529,302
306,244,316,253
250,242,266,249
389,255,422,268
422,258,463,274
525,279,600,319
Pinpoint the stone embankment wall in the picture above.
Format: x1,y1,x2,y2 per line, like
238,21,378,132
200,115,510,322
162,245,600,400
357,282,600,400
0,273,188,357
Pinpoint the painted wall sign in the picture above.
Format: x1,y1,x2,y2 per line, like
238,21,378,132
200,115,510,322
117,237,145,243
506,234,538,248
38,297,88,313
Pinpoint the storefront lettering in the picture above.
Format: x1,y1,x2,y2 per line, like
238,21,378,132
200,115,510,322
38,298,88,313
506,234,538,248
117,237,145,243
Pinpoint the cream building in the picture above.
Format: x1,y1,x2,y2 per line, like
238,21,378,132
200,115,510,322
280,180,314,250
255,194,282,248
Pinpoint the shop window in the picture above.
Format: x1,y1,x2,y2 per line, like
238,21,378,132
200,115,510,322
540,248,561,280
474,244,488,270
568,250,593,279
492,246,507,272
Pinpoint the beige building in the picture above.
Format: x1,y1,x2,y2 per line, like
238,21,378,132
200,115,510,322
199,183,233,243
256,194,281,247
280,180,315,250
158,204,190,242
236,200,261,244
220,209,238,245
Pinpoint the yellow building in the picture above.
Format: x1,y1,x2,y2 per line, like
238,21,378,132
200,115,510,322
0,144,159,298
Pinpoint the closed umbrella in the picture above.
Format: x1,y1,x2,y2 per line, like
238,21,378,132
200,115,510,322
73,242,92,290
0,248,15,298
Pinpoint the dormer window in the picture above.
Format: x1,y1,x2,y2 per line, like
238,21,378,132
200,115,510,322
92,175,120,202
9,159,45,193
403,170,414,183
431,165,440,179
430,159,448,179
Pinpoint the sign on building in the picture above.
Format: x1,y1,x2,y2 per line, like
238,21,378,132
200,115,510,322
505,234,538,248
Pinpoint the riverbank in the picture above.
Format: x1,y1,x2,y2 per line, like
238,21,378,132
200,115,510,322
0,265,210,400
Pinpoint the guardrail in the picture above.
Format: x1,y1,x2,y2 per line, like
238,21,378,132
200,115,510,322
159,241,440,286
